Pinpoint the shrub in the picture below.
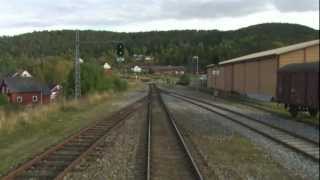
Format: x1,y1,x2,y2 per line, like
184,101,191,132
64,63,129,97
0,95,8,106
177,74,191,86
113,77,128,91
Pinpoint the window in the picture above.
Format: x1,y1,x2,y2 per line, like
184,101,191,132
16,96,23,103
32,96,38,102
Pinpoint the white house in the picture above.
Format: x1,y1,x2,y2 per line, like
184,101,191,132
145,56,154,61
12,70,32,78
103,62,111,70
131,66,142,73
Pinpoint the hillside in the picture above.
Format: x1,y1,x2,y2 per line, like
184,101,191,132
0,23,318,70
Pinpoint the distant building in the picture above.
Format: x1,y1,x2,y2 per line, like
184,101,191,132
131,65,142,73
144,56,154,61
0,77,51,105
207,39,319,101
11,70,33,78
145,65,185,75
103,62,112,75
49,84,63,101
133,54,145,61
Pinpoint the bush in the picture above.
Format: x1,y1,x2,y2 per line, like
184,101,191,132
177,74,191,86
113,77,128,92
0,94,8,106
64,63,129,97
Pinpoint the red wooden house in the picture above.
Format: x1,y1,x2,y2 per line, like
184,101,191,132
0,77,51,105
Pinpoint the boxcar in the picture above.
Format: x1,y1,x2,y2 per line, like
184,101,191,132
277,62,319,117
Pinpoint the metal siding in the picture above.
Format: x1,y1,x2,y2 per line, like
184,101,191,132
279,49,304,67
224,65,233,92
305,45,320,62
290,73,306,105
216,67,225,90
259,58,278,97
245,61,259,94
307,72,319,108
233,63,245,94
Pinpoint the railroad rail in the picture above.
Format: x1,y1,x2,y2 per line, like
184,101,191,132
147,84,203,180
2,96,147,180
161,89,319,162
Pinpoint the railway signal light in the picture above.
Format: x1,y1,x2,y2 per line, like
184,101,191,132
116,43,124,57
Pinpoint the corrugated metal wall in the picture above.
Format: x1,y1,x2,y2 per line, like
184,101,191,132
224,65,233,91
306,45,320,62
245,61,259,94
279,49,304,67
216,67,225,90
233,63,245,94
259,58,278,97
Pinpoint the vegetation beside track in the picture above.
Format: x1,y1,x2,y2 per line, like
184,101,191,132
0,81,144,175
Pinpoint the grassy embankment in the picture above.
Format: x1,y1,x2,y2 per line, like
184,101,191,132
0,81,144,176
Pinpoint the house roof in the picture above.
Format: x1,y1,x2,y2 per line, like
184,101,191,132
207,39,319,68
1,77,51,95
12,70,32,78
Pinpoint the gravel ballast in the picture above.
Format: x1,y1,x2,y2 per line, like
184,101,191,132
64,102,148,180
165,86,319,143
162,94,319,180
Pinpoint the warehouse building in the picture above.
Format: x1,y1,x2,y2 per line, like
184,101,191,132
207,39,319,101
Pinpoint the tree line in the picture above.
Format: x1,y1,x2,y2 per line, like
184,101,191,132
0,23,318,97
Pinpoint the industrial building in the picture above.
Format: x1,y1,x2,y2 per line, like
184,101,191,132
207,39,319,101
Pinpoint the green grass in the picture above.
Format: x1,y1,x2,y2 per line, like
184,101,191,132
0,83,144,176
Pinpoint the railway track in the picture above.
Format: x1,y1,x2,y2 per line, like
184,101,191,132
161,89,319,162
147,84,203,180
2,97,147,180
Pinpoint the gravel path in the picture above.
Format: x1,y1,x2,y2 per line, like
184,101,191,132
162,94,319,180
164,86,319,143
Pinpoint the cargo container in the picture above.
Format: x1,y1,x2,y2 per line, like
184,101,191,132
277,62,319,117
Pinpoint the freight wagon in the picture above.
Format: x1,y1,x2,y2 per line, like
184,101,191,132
277,62,319,117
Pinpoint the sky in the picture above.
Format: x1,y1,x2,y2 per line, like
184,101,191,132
0,0,319,36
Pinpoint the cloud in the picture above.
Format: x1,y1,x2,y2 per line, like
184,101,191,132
158,0,319,19
0,0,318,35
271,0,319,12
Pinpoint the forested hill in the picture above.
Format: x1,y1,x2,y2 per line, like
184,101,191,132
0,23,318,68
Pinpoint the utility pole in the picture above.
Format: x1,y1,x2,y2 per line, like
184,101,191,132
75,30,81,99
